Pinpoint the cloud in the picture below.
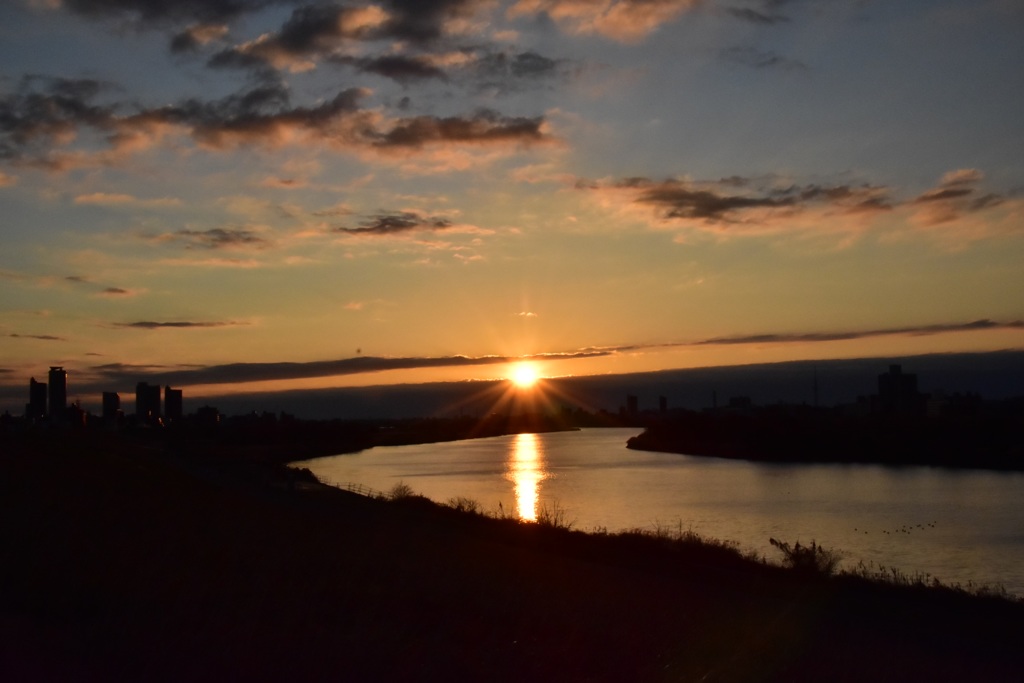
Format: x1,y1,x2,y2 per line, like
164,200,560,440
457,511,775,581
114,320,246,329
585,319,1024,353
54,0,277,26
372,109,550,149
911,169,1006,226
86,349,609,387
337,211,454,236
152,0,573,103
156,228,273,250
516,311,538,317
507,0,700,42
0,76,116,165
726,3,789,25
9,333,68,341
259,176,307,189
583,175,892,226
467,48,580,94
206,1,494,75
156,256,263,268
380,0,493,44
0,76,552,167
581,169,1022,246
330,55,449,84
207,5,390,74
720,46,806,71
694,320,1024,346
0,171,16,187
311,202,354,217
99,286,141,297
170,23,230,53
61,318,1024,389
63,274,144,297
74,192,182,207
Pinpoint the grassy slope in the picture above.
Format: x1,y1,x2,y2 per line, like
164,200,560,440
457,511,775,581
1,436,1022,682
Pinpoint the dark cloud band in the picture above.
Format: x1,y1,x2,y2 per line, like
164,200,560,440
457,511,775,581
338,211,453,235
87,350,608,387
114,321,244,329
0,78,551,165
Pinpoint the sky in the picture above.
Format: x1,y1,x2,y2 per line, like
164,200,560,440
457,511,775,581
1,0,1023,412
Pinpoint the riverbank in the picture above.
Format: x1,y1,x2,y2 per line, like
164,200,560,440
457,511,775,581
2,434,1022,682
627,407,1024,471
158,411,581,465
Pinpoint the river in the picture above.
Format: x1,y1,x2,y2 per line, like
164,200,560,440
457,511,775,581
293,427,1024,596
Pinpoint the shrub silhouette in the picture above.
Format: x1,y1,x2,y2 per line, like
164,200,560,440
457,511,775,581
387,481,416,500
770,538,842,576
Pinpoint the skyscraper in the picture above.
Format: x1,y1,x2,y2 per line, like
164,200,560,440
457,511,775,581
27,377,47,420
136,382,161,423
164,386,183,422
102,392,121,423
877,364,923,415
48,366,67,421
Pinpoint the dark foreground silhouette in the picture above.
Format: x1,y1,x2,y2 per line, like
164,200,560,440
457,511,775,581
627,405,1024,470
2,434,1023,682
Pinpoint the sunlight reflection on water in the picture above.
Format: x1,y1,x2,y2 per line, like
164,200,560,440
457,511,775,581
506,433,548,521
295,429,1024,595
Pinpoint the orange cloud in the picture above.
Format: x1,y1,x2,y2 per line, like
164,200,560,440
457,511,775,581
74,192,181,207
508,0,699,41
582,174,892,239
582,169,1022,249
910,169,1005,227
2,78,553,172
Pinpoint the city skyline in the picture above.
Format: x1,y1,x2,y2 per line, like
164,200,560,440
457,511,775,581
9,349,1024,422
2,1,1023,408
15,362,186,424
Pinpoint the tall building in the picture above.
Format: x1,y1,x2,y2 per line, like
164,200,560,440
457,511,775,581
877,364,924,415
164,386,183,422
48,366,67,421
27,377,47,420
102,392,121,422
135,382,161,422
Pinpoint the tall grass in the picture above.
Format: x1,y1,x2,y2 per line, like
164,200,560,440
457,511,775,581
844,559,1016,599
536,500,574,530
446,496,482,514
371,485,1017,600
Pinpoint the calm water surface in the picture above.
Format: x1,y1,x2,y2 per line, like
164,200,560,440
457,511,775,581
295,428,1024,596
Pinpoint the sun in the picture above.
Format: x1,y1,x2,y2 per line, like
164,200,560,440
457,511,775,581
510,361,540,389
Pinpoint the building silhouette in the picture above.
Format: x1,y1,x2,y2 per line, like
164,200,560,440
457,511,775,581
48,366,67,421
877,364,925,415
102,392,121,422
136,382,161,422
27,377,47,421
164,386,183,422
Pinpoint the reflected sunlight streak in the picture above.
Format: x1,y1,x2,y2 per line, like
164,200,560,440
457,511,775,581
507,432,548,522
